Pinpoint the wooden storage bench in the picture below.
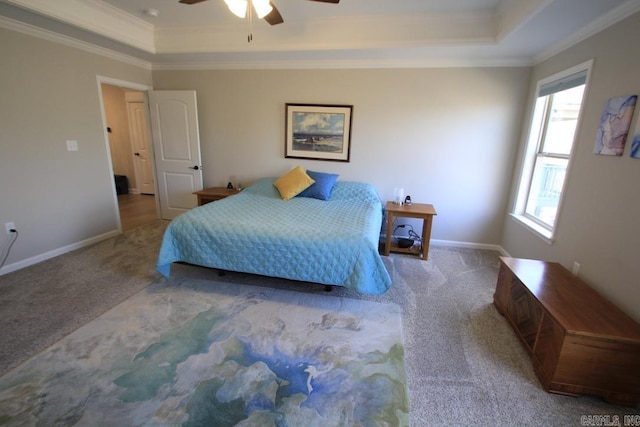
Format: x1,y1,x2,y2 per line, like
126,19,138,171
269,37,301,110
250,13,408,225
493,257,640,406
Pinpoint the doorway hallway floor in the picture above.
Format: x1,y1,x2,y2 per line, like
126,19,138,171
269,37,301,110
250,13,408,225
118,194,157,232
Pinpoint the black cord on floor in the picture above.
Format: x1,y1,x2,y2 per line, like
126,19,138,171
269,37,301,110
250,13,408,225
392,223,422,243
0,230,18,270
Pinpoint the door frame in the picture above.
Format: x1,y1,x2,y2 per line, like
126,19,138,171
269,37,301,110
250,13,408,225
96,75,159,231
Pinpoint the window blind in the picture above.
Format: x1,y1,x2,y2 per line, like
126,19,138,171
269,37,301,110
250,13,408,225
538,70,588,97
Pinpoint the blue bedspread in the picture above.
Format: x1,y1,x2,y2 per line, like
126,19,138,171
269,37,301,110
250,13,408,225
156,178,392,294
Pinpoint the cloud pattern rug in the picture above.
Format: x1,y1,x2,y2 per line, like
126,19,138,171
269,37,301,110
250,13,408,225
0,279,408,426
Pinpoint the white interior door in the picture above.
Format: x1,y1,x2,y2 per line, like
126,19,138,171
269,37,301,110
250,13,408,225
148,90,203,219
126,94,155,195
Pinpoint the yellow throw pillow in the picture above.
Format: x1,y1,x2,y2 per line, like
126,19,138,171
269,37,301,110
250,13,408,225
273,166,315,200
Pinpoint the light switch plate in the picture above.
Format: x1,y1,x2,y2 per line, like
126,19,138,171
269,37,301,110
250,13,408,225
66,140,78,151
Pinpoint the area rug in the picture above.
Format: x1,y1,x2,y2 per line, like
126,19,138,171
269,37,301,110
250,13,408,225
0,278,409,426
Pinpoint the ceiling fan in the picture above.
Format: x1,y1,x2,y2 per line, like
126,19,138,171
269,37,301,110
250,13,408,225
178,0,339,27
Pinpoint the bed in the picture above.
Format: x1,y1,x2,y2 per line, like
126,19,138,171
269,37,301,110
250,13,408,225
156,176,392,295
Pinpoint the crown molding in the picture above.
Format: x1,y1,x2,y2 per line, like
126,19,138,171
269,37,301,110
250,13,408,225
1,11,530,71
3,0,637,71
0,0,501,56
2,0,155,52
0,15,152,70
151,56,533,71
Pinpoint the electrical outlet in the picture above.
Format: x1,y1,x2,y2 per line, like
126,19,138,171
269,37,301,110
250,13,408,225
4,222,15,235
572,261,580,275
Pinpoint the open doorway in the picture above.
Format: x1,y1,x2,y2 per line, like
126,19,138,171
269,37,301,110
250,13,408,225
98,77,159,232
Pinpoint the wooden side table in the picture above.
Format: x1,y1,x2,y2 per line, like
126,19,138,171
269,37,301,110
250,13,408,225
384,201,437,261
193,187,240,206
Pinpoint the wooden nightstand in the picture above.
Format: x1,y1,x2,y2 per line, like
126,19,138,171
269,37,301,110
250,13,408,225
194,187,240,206
384,201,437,261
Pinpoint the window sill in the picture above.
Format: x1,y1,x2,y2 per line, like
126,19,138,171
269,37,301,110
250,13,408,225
509,214,555,245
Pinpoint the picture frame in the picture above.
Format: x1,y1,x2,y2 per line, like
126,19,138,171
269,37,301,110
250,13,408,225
630,115,640,158
285,103,353,162
593,95,637,156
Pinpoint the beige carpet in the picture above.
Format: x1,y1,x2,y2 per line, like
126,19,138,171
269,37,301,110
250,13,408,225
0,220,637,425
0,220,168,375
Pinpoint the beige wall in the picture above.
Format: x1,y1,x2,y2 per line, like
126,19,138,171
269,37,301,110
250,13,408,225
0,28,152,268
502,13,640,321
152,67,530,245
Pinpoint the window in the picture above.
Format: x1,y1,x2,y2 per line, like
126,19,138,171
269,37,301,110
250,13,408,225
513,61,592,241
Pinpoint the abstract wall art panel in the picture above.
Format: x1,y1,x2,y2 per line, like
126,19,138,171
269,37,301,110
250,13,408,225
630,116,640,159
593,95,637,156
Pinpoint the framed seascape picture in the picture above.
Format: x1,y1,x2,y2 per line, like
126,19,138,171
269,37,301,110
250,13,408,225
285,103,353,162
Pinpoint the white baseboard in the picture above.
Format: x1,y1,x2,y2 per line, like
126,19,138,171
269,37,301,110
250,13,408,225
0,229,121,276
430,239,510,256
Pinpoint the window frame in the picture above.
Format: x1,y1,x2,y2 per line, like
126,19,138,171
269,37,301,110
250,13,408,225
511,60,593,243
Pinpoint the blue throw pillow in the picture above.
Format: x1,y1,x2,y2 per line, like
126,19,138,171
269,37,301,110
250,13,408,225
297,170,339,200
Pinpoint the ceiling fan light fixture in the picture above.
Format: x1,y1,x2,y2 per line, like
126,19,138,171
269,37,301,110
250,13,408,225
224,0,247,18
252,0,273,19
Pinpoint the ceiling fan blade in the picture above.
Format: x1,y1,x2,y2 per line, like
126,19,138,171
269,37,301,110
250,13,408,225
178,0,208,4
264,2,284,25
308,0,340,3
